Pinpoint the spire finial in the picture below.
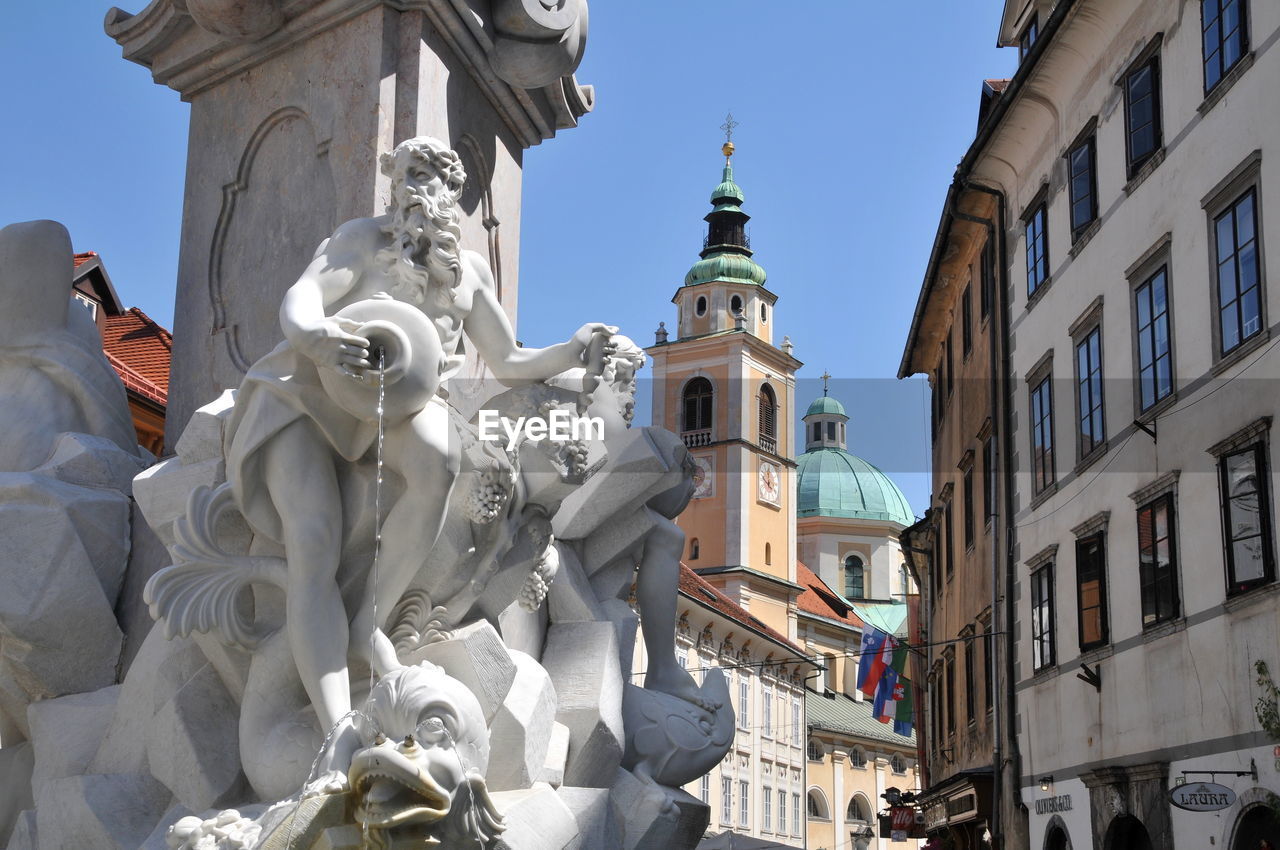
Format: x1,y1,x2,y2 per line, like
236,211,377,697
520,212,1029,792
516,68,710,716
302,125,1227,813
821,370,832,396
720,112,739,161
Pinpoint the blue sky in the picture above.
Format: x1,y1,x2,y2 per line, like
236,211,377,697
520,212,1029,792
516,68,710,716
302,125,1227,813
0,3,1018,515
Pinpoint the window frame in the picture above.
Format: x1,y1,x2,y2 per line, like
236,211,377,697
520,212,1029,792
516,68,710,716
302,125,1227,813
722,776,733,823
963,633,976,724
1218,440,1275,595
1212,188,1265,358
739,779,749,827
758,383,778,449
763,784,772,831
980,235,995,319
1123,50,1164,178
1028,362,1057,496
1019,14,1039,62
681,376,714,434
1137,492,1181,627
1075,533,1110,651
1201,0,1250,94
982,434,996,524
1025,200,1050,297
1067,132,1099,241
1030,563,1056,672
962,284,973,358
1133,264,1175,414
844,554,865,599
963,464,975,549
1073,321,1106,462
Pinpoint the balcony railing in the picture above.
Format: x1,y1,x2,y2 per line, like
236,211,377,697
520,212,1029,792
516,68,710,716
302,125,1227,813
759,434,777,454
682,429,712,448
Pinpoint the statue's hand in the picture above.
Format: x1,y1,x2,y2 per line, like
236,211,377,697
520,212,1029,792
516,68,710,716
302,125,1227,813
571,323,619,364
296,316,371,379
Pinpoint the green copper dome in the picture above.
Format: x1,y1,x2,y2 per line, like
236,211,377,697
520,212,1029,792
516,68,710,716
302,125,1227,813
710,163,745,206
805,396,848,417
795,448,914,525
684,253,768,287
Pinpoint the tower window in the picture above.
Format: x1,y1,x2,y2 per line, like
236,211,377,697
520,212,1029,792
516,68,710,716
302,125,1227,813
730,294,743,315
695,295,708,316
690,538,700,560
765,543,772,565
759,384,777,451
826,422,836,441
682,377,714,434
844,554,865,599
760,303,768,323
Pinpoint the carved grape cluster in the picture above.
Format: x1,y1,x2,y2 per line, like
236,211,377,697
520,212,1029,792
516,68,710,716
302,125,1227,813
517,540,560,612
463,468,510,524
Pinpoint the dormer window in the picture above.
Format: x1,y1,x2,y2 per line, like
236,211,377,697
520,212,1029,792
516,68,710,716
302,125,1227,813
1018,15,1039,62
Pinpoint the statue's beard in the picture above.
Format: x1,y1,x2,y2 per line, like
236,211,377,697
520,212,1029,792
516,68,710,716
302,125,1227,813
378,183,463,306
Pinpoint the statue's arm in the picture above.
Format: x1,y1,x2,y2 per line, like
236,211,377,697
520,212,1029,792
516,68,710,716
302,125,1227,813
280,220,376,373
463,252,614,385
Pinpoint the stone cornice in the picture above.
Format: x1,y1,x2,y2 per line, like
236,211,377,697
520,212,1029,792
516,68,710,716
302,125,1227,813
104,0,592,148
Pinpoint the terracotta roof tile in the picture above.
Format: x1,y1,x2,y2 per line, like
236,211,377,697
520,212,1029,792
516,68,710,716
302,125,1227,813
73,251,97,268
678,563,807,658
102,307,172,404
795,561,863,629
985,78,1012,92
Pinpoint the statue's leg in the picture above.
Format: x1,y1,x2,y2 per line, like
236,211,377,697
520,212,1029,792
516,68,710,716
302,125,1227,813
350,400,459,674
638,507,720,711
262,419,359,790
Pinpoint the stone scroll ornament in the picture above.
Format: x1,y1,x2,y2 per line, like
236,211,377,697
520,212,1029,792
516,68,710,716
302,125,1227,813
126,136,731,849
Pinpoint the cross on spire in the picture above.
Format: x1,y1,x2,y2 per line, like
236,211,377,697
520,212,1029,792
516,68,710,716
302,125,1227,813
720,112,739,145
821,370,832,396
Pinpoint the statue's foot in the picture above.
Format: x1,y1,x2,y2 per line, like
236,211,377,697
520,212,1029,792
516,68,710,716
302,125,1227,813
645,664,722,713
301,769,350,799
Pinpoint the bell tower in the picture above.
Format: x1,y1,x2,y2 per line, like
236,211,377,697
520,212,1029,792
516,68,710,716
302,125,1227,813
646,131,803,641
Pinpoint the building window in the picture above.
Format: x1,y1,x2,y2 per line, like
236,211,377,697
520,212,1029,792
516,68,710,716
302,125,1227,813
701,774,709,804
844,554,865,599
722,777,732,823
850,747,867,769
1124,56,1162,176
1076,325,1106,458
689,537,700,560
73,292,99,320
682,377,713,435
763,785,772,831
946,332,955,397
1214,189,1263,356
1031,564,1056,671
1135,266,1174,411
792,793,801,833
945,654,956,735
982,621,993,711
900,564,910,599
1076,534,1110,650
695,295,708,316
963,637,976,723
762,687,773,738
1137,494,1180,626
765,542,772,566
891,754,907,775
962,284,973,357
1026,203,1049,296
739,779,749,827
1068,135,1098,240
1220,442,1275,594
738,677,750,729
759,383,777,452
1019,14,1039,61
848,796,872,824
982,435,995,521
760,302,768,323
980,236,994,318
963,466,975,548
807,790,828,820
1030,373,1055,494
1202,0,1249,93
778,790,787,834
792,698,802,747
730,294,743,316
807,739,824,762
826,421,836,441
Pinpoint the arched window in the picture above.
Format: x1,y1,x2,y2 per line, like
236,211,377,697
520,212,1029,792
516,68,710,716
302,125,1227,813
891,753,907,774
690,538,700,560
847,794,872,823
807,739,824,762
807,789,830,820
682,377,713,435
844,555,865,599
758,384,777,448
765,542,772,565
849,747,867,769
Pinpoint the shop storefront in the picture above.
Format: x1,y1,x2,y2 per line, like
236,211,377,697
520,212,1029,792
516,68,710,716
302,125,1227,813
919,769,993,849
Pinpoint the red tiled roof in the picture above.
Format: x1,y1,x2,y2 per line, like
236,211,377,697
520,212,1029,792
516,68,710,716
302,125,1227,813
796,561,864,629
985,78,1012,93
103,307,172,406
73,251,98,268
678,563,807,658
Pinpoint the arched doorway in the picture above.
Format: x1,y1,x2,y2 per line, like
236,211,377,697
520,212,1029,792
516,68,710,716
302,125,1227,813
1044,819,1072,850
1105,815,1153,850
1233,804,1280,849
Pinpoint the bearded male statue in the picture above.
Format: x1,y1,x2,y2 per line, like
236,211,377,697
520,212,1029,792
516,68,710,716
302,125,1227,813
220,135,613,793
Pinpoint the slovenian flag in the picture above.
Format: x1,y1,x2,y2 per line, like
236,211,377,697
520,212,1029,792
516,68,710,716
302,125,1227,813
856,628,897,697
893,677,914,737
873,667,900,723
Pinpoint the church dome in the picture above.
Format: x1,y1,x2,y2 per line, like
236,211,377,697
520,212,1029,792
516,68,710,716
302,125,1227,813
795,448,914,526
805,395,847,417
683,253,768,287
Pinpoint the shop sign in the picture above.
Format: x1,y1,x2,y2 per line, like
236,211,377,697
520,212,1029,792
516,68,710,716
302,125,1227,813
1169,782,1236,812
1035,795,1072,814
923,800,948,831
946,793,976,818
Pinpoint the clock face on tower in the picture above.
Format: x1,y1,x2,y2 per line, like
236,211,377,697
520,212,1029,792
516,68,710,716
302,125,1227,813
758,460,781,504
